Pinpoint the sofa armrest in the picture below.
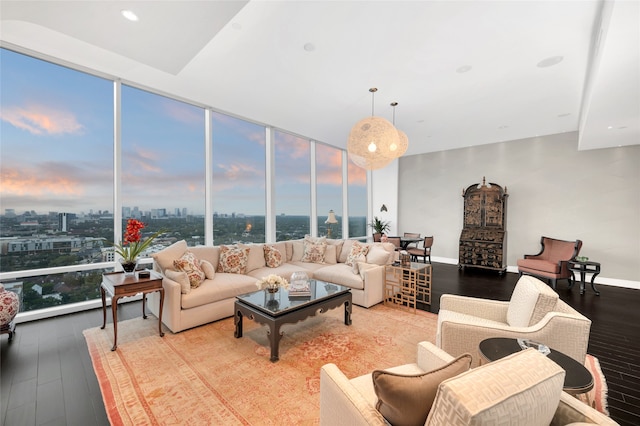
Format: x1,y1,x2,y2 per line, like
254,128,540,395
416,341,455,371
440,294,509,322
148,272,182,333
319,364,386,426
359,264,384,307
552,392,620,425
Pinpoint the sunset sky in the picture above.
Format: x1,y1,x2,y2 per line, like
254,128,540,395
0,48,366,218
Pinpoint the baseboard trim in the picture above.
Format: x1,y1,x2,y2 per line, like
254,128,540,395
433,257,640,290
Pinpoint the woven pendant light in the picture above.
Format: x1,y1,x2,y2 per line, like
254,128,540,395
347,88,399,170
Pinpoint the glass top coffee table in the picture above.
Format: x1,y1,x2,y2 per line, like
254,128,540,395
479,337,594,395
234,280,352,362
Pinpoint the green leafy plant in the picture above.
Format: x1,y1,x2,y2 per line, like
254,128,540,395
368,216,391,235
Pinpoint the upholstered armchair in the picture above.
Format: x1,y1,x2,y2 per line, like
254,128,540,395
517,236,582,289
319,341,618,425
437,275,591,367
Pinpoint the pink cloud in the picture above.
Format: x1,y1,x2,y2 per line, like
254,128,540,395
1,167,83,196
160,99,204,125
0,104,83,135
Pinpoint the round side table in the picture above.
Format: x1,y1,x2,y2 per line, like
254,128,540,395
568,260,601,296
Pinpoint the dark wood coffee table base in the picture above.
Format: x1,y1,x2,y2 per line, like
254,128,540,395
479,337,593,395
234,291,352,362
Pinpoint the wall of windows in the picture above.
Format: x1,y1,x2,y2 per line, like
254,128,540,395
211,111,266,244
274,131,311,241
0,47,368,316
316,144,343,238
121,85,206,248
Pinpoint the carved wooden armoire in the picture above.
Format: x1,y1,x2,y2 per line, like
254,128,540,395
458,177,508,274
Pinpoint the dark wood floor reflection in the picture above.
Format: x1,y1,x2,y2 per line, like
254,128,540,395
1,263,639,425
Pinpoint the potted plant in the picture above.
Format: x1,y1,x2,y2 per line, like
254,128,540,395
368,216,391,240
114,219,164,274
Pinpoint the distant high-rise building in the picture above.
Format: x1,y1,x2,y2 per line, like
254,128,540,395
182,208,187,217
4,209,16,217
123,207,131,218
58,212,76,232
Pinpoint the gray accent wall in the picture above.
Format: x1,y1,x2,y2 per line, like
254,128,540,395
398,131,640,284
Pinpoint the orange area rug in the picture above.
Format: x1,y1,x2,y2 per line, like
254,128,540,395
84,304,438,425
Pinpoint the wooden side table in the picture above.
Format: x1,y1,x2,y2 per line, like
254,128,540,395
101,270,165,351
568,260,601,296
384,262,432,312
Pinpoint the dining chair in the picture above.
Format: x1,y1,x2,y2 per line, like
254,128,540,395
407,236,433,263
403,232,421,249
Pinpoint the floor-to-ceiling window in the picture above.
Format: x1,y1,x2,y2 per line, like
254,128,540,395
121,85,205,248
274,130,311,241
316,143,343,238
0,49,113,311
347,162,367,238
211,111,266,244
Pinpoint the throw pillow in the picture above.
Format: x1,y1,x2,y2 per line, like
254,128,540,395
264,244,283,268
373,353,472,426
239,243,266,272
199,259,216,279
291,241,305,262
301,239,327,263
366,244,392,265
346,241,370,266
152,239,188,272
216,245,250,274
351,254,367,274
173,251,205,288
165,269,191,294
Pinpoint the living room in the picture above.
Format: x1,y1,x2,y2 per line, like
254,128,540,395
1,1,639,425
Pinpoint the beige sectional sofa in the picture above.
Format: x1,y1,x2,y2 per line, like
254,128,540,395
147,238,397,333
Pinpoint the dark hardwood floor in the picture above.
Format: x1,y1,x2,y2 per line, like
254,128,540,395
1,263,639,425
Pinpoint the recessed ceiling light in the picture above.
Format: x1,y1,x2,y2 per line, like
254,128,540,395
498,125,509,129
303,43,316,52
456,65,472,73
607,126,613,130
557,113,571,118
121,9,139,22
537,56,563,68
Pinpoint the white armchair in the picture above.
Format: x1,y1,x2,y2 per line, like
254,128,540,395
319,341,619,426
437,275,591,367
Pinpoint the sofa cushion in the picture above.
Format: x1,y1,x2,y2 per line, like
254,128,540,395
339,240,355,263
517,258,560,274
216,245,250,274
301,238,327,263
165,269,191,294
507,275,559,327
181,274,257,309
240,244,266,272
188,245,220,269
372,353,472,426
247,263,312,281
291,241,305,261
366,244,392,265
326,239,345,262
427,348,565,425
173,251,206,288
263,244,283,268
313,264,365,290
323,244,337,264
356,262,378,280
152,239,188,272
346,241,370,266
199,260,216,280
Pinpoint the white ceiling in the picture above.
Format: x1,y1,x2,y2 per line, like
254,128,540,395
1,0,638,156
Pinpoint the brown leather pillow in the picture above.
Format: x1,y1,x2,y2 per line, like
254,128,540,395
372,353,472,426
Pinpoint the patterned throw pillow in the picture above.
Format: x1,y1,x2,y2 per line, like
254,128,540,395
346,241,370,266
301,239,327,263
216,245,250,274
173,251,206,288
264,244,283,268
